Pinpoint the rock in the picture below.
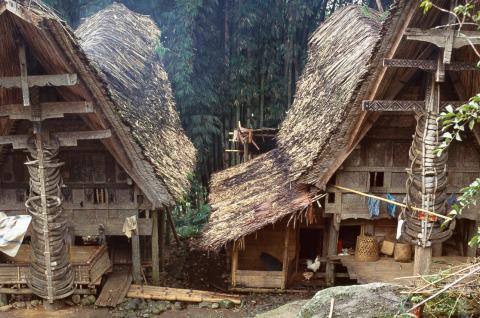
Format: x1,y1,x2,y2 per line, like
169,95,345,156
71,294,81,305
124,299,139,311
256,300,308,318
137,301,148,310
30,299,41,307
0,294,8,307
64,300,75,306
13,301,26,309
198,301,210,309
219,299,235,309
0,305,13,312
81,297,91,306
87,295,96,304
174,301,184,310
211,303,220,309
155,302,170,312
297,283,403,318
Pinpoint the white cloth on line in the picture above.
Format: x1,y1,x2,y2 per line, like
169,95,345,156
0,212,32,257
122,215,138,238
396,219,404,240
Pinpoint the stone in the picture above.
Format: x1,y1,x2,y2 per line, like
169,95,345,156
13,301,26,309
155,302,170,312
124,299,139,311
64,300,75,306
256,300,308,318
297,283,403,318
87,295,96,304
81,297,92,306
0,294,8,307
138,301,148,310
30,300,41,307
174,302,184,310
198,301,210,309
219,300,235,309
71,294,81,305
211,303,220,309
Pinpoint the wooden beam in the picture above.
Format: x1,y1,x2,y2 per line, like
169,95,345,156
151,210,160,286
18,45,30,107
166,208,180,245
406,28,480,49
375,0,384,12
0,101,94,120
362,100,465,112
383,59,479,71
54,129,111,147
0,74,78,89
0,129,111,150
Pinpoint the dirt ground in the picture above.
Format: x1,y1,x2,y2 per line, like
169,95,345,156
0,240,315,318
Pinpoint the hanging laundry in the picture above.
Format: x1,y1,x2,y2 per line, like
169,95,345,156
386,193,396,217
447,193,457,206
368,197,380,218
396,219,404,240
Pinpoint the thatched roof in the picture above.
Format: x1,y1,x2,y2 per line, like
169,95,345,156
201,5,383,250
0,0,196,207
76,3,196,202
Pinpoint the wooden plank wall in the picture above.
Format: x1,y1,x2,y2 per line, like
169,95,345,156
237,221,296,271
325,113,480,221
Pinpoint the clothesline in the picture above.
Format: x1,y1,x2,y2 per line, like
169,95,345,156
330,184,453,221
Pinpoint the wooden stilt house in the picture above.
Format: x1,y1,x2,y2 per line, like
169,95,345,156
0,1,195,301
202,1,480,291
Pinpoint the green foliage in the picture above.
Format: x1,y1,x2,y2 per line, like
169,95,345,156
172,176,211,239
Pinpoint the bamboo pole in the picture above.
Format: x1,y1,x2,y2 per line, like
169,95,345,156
127,285,241,304
331,185,452,221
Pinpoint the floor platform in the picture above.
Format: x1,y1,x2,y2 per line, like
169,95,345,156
337,255,471,286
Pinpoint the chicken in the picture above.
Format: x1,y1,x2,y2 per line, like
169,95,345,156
306,256,321,273
303,272,314,281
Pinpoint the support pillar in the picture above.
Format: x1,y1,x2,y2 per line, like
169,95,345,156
151,210,160,286
326,215,340,286
131,211,142,284
159,211,166,273
413,245,432,276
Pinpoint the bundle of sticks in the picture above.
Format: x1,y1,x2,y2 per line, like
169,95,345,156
400,258,480,314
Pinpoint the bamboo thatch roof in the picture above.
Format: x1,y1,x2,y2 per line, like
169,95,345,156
0,0,196,207
201,5,384,250
76,3,196,202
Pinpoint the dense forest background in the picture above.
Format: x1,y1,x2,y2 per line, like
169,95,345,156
45,0,392,184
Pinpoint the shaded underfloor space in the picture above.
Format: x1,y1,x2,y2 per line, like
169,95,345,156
337,256,471,285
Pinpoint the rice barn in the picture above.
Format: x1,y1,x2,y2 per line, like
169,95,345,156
201,2,480,291
0,0,195,303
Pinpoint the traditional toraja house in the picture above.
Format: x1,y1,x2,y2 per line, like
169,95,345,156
0,0,195,303
202,1,480,291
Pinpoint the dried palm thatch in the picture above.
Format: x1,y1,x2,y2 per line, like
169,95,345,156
201,5,383,250
0,0,195,206
76,3,196,202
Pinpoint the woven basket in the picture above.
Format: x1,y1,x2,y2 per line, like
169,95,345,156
355,235,379,262
394,243,412,262
380,240,395,256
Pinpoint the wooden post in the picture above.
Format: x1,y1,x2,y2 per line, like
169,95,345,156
413,245,432,276
131,212,142,284
466,220,479,258
151,210,160,286
282,227,290,290
326,216,340,286
243,140,249,163
231,243,238,287
159,210,166,273
432,243,442,257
